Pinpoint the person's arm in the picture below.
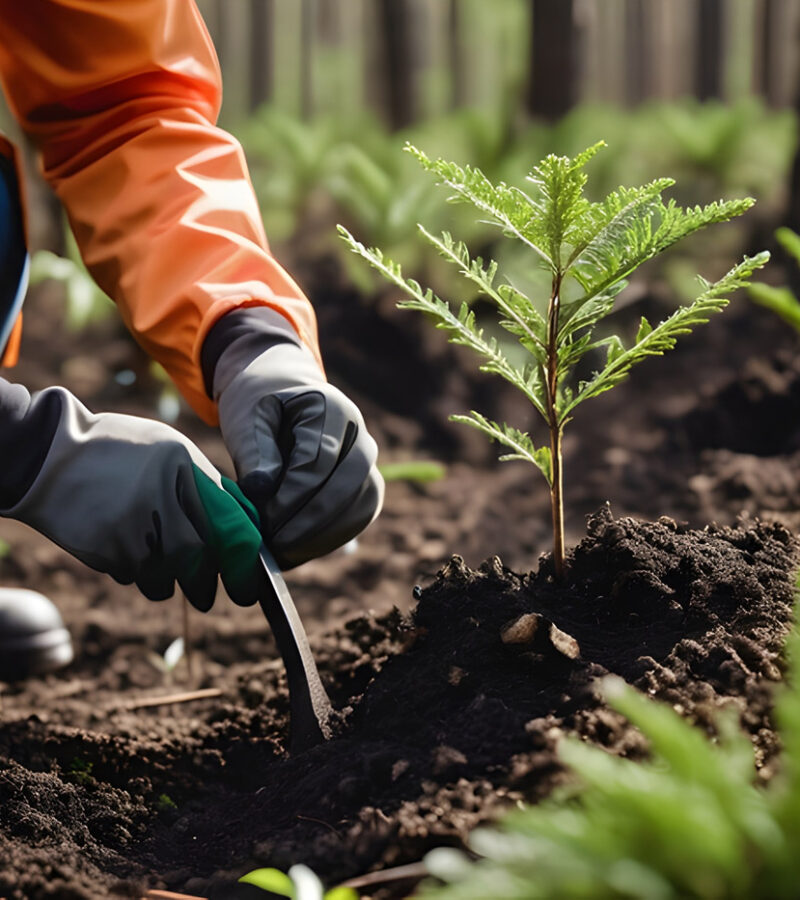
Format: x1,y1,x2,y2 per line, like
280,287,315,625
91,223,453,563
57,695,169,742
0,0,320,423
0,376,263,610
0,1,383,567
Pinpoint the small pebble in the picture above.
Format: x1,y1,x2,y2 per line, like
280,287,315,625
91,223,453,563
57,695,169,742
501,613,541,645
549,623,580,659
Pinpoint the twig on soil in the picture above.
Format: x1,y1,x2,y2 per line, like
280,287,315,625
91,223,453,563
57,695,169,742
125,688,222,710
141,891,207,900
296,813,344,838
341,862,429,890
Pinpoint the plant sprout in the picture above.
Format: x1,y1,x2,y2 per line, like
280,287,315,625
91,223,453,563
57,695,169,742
239,863,356,899
340,142,768,577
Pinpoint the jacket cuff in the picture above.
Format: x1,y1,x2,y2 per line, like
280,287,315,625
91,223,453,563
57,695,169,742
200,307,302,399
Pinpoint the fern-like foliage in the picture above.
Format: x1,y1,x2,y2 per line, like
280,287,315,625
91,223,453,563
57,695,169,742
340,143,765,481
421,625,800,899
339,143,767,570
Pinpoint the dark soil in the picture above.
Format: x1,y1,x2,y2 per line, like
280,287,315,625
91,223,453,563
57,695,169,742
2,265,800,899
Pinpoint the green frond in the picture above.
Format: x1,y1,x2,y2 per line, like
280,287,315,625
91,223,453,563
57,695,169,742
558,281,627,340
339,225,549,417
562,253,769,420
567,178,674,271
655,197,756,255
405,143,554,268
568,195,756,318
419,226,547,359
450,412,552,483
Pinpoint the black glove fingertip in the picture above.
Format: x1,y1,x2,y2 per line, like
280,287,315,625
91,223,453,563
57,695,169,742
177,556,219,613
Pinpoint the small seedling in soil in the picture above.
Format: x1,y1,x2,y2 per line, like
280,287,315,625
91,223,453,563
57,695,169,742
67,756,94,786
239,863,356,899
340,143,768,577
156,793,177,813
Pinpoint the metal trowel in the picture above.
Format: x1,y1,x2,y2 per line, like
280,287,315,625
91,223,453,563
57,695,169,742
256,544,334,753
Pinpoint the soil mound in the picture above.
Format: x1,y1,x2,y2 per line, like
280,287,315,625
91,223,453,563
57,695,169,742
1,512,796,899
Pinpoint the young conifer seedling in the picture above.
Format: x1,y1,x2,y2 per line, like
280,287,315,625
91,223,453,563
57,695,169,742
339,142,768,578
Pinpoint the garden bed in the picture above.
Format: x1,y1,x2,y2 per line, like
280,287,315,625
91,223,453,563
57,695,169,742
1,277,799,899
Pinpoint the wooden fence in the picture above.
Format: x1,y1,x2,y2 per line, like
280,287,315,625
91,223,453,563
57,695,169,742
196,0,800,127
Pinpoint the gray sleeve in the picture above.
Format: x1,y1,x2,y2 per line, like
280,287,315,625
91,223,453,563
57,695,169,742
0,378,63,508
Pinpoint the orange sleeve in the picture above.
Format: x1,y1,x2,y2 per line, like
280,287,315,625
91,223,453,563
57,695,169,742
0,0,321,424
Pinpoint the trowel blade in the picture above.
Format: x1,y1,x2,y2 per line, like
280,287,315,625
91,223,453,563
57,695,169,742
257,544,334,752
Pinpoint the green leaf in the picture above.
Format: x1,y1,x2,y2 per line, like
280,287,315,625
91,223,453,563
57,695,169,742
405,143,555,269
567,178,674,272
525,143,606,267
379,460,446,483
748,283,800,333
563,252,770,420
239,867,294,895
558,281,627,339
603,334,625,367
635,316,653,342
776,227,800,267
570,195,757,317
324,888,359,900
339,226,549,418
419,227,547,358
450,412,552,483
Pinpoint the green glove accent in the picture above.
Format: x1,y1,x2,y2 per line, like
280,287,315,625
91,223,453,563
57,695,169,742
221,474,260,528
192,465,263,607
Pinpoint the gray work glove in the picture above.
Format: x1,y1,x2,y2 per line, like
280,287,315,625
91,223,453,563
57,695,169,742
208,311,384,569
0,384,263,612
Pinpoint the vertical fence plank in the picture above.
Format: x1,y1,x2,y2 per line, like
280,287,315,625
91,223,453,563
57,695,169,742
625,0,649,106
300,0,315,119
724,0,757,100
448,0,467,110
696,0,724,99
271,1,303,115
764,0,800,107
527,0,576,120
249,0,274,111
651,0,691,100
587,0,626,104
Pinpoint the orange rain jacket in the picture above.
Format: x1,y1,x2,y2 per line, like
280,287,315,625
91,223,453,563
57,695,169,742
0,0,321,424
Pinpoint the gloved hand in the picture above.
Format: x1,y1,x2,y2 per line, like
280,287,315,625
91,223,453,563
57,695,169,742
204,309,384,569
0,382,262,611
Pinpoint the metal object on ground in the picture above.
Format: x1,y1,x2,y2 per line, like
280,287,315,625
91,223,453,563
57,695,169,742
257,545,334,753
0,588,73,681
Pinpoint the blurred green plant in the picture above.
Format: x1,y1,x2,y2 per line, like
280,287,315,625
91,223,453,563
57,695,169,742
67,756,94,786
379,460,446,483
236,98,793,299
156,793,177,813
421,624,800,900
29,229,113,331
239,864,356,899
748,227,800,332
341,142,767,577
